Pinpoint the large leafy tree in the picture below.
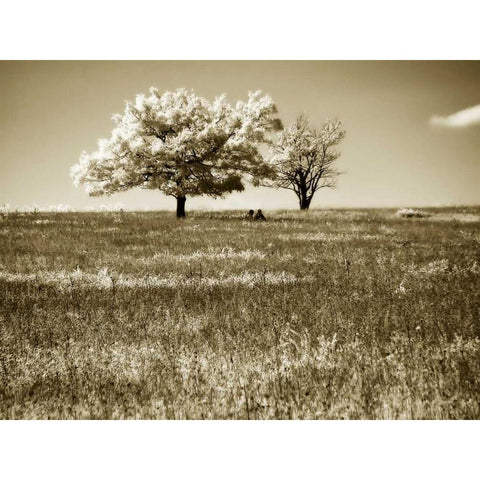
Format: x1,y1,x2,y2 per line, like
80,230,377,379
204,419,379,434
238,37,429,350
71,88,282,217
267,116,345,210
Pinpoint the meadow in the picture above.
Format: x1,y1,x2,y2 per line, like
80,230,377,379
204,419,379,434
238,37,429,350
0,207,479,419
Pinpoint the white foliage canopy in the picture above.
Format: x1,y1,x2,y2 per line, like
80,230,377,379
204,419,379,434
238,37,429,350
71,88,282,199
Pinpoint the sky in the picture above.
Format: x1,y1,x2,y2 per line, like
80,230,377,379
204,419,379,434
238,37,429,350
1,61,479,211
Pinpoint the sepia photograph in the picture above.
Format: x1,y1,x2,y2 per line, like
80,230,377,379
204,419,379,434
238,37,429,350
1,1,479,478
2,60,479,421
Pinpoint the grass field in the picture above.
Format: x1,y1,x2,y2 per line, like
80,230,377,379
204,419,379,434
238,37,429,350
1,207,479,419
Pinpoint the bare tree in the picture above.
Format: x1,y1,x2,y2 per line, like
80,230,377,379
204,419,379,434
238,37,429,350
268,116,345,210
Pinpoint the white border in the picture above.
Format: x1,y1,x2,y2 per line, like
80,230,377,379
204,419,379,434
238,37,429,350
0,421,479,480
1,2,478,478
1,0,479,59
1,421,479,479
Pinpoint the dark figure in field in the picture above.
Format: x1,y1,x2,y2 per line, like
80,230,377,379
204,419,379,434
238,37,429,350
245,209,254,220
254,209,266,221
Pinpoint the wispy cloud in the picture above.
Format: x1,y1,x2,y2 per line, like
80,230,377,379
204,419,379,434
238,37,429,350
431,104,480,128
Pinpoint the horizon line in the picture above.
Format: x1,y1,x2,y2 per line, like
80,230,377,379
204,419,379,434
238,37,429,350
2,204,479,213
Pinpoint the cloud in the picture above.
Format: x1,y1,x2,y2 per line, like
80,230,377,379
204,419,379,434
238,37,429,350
431,104,480,128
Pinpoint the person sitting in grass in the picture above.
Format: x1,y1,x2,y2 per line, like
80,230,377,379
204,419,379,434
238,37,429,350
245,210,254,220
245,209,254,220
254,209,266,221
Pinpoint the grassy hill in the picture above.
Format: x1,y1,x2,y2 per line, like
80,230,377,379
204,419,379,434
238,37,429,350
1,208,479,419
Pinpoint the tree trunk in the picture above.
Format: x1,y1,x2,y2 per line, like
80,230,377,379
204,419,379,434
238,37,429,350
298,174,311,210
176,195,186,218
299,193,311,210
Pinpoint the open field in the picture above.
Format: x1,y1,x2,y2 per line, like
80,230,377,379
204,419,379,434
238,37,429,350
1,207,479,419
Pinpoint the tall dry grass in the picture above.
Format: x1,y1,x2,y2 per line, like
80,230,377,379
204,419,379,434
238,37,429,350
1,207,479,419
